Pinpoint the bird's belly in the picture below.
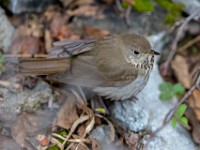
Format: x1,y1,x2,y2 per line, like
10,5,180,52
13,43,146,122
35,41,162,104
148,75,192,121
93,69,150,100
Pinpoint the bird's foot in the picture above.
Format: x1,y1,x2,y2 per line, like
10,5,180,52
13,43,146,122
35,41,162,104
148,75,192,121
129,96,138,102
91,95,109,115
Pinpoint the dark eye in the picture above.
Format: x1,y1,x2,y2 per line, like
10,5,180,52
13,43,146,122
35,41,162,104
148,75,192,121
134,51,139,55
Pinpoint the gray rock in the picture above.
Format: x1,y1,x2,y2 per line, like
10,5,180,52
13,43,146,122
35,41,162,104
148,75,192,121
90,125,111,143
90,125,129,150
0,80,54,113
1,0,59,14
0,7,14,53
110,100,148,132
110,32,197,150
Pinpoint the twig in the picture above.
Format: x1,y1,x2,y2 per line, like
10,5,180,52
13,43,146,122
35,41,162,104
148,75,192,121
60,115,90,150
115,0,124,13
178,35,200,51
162,9,200,76
95,114,116,142
144,69,200,149
125,5,132,26
52,133,90,143
115,0,132,26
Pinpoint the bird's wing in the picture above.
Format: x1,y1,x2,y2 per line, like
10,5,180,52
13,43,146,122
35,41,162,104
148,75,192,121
47,54,138,87
48,39,96,57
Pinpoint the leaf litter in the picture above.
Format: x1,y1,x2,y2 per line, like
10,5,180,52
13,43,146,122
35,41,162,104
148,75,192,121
1,0,200,149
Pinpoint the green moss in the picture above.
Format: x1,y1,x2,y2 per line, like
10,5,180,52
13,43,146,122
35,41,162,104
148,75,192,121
156,0,184,25
122,0,184,25
133,0,154,12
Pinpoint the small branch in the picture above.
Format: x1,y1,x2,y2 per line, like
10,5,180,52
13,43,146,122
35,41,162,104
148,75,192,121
178,35,200,51
162,9,200,76
125,5,132,26
144,69,200,149
115,0,124,13
115,0,132,27
60,115,90,150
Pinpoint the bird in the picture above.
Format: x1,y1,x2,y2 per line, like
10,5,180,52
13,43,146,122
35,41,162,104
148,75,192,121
18,34,159,101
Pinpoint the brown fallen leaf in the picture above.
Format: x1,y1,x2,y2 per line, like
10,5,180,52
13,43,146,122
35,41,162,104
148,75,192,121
91,139,101,150
66,5,99,17
171,55,191,89
10,36,40,55
36,134,49,146
188,89,200,121
74,0,94,6
185,105,200,144
60,0,74,7
54,93,79,130
84,26,109,39
57,26,80,41
124,132,139,150
11,110,56,149
49,12,69,38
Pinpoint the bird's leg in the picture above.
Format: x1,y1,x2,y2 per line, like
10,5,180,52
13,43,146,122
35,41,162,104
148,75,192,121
129,96,138,102
90,95,109,115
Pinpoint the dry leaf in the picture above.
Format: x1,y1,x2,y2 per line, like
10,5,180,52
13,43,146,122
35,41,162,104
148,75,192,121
124,132,139,149
84,26,109,39
188,89,200,121
36,134,49,146
13,21,43,38
171,55,191,88
49,12,69,38
11,110,56,149
66,5,99,17
57,26,80,41
60,0,74,7
54,93,79,129
75,0,94,6
185,105,200,144
10,36,40,55
91,139,102,150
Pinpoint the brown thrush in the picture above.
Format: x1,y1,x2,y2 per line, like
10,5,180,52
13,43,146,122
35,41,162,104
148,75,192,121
18,34,159,100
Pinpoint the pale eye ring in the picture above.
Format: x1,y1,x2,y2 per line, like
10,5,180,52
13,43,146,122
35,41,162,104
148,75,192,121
134,51,139,55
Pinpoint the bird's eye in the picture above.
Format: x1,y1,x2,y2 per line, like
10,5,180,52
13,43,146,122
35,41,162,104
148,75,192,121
134,51,139,55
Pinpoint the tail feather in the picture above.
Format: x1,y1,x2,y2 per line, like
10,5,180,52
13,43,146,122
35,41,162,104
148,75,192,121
18,57,70,75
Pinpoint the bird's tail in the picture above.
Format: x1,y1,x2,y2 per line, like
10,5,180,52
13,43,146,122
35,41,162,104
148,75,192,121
18,57,70,75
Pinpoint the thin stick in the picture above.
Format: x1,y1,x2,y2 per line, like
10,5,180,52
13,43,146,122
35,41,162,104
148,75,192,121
178,35,200,51
144,70,200,149
162,9,200,75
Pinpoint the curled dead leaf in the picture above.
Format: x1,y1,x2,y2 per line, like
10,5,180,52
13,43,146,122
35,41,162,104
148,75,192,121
188,89,200,121
171,55,191,88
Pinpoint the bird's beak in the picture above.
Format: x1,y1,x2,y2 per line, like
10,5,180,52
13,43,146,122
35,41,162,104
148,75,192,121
145,50,160,56
151,49,160,55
